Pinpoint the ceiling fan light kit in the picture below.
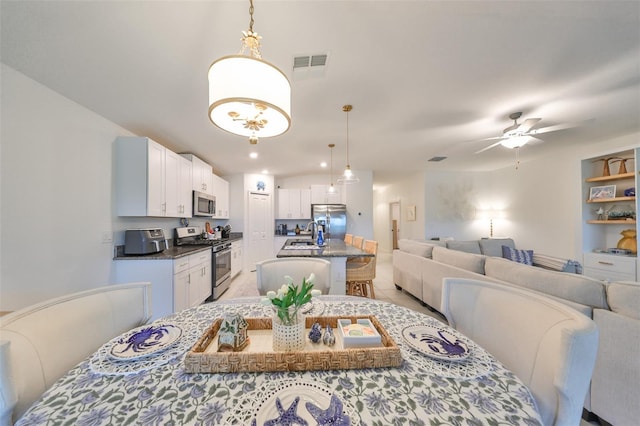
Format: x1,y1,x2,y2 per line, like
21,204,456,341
208,0,291,144
337,104,359,184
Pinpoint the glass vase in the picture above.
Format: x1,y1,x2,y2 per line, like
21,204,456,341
272,306,305,352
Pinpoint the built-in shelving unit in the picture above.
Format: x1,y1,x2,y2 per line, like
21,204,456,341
581,148,638,281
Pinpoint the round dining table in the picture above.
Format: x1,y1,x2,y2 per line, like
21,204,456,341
16,296,542,425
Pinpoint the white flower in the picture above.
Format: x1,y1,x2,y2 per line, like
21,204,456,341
266,291,277,300
311,289,321,297
260,297,272,306
284,275,294,285
307,273,315,284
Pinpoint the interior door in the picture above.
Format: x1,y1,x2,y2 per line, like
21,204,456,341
248,191,272,271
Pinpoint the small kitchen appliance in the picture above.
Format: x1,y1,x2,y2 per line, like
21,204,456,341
193,190,216,217
124,228,168,255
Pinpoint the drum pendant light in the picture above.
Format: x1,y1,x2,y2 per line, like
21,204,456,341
208,0,291,144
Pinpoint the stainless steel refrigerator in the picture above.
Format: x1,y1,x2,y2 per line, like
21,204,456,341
311,204,347,240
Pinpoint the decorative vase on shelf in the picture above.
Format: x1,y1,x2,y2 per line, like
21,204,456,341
616,229,637,254
272,305,305,352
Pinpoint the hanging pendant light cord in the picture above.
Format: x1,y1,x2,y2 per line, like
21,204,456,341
248,0,255,32
344,104,352,167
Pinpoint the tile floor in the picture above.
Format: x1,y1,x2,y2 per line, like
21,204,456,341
218,251,447,324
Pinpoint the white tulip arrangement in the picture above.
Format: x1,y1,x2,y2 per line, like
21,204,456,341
261,274,322,326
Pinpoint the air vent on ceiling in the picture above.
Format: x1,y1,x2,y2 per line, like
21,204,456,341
428,156,447,162
292,53,328,80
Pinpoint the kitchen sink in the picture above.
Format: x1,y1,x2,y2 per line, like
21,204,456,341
289,240,316,246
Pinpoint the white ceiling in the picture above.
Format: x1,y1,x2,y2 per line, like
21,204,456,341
2,1,639,184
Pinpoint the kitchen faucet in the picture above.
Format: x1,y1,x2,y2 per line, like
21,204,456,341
306,221,318,240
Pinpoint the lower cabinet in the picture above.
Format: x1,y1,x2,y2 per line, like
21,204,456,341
115,249,211,321
583,252,637,282
231,239,243,279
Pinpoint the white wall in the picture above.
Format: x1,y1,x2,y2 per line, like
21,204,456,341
1,64,133,310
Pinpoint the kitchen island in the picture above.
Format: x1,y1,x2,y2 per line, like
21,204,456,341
276,238,373,295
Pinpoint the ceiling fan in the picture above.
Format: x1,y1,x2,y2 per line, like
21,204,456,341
475,111,579,154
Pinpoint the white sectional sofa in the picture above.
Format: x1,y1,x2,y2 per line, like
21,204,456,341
392,238,640,425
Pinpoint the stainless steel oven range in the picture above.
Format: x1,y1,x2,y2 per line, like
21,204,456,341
174,226,232,301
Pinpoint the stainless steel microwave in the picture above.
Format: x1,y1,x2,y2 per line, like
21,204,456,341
193,191,216,217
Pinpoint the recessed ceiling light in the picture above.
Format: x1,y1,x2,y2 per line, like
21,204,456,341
320,162,327,168
250,152,258,159
261,169,268,174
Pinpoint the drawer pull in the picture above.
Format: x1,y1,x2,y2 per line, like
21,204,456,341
598,261,614,266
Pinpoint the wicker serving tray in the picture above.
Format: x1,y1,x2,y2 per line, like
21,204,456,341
184,315,402,373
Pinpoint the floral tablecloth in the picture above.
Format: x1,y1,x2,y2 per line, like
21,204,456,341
17,296,542,425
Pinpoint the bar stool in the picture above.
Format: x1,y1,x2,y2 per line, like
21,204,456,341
346,240,378,298
351,236,364,249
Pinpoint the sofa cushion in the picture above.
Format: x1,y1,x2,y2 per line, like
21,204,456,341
485,257,608,309
446,240,481,254
502,245,534,265
479,238,515,257
432,246,486,274
607,281,640,320
397,239,441,258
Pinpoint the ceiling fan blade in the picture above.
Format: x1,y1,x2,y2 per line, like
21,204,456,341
517,118,541,133
530,122,581,135
475,141,502,154
527,136,544,144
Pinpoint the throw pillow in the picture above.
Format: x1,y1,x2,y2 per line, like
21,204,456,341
502,245,534,265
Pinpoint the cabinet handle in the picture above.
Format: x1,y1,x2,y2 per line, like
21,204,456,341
598,261,614,266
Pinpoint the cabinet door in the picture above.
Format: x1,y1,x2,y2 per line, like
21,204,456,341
178,156,193,217
147,140,166,216
164,150,180,217
173,269,190,313
300,189,311,218
277,188,291,219
212,174,230,218
231,240,242,278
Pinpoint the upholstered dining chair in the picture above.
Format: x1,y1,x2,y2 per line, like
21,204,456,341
256,258,332,295
0,282,152,425
441,278,599,426
346,240,378,298
344,234,353,245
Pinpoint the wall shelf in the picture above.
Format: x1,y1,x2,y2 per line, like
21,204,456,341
585,172,635,183
587,220,636,225
586,196,635,204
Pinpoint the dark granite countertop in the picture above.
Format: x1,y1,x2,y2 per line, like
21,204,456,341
276,238,373,258
114,233,243,260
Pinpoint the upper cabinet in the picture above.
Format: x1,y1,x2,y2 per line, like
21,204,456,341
182,154,213,196
310,184,345,205
581,148,638,280
115,136,192,218
211,173,229,219
277,188,311,219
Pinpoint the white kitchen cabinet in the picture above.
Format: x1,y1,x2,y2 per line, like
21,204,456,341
231,239,243,278
277,189,311,219
115,136,191,217
115,249,211,321
310,184,344,204
189,250,212,305
212,174,230,219
182,153,213,196
178,155,193,217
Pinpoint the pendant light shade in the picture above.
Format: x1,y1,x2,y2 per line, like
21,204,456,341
208,0,291,143
337,104,359,184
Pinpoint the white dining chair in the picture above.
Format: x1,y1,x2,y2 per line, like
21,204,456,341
256,258,331,295
441,278,598,426
0,282,152,425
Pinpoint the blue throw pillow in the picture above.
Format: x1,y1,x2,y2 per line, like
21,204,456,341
502,245,534,266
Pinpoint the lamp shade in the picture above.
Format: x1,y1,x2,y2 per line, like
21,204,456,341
208,55,291,138
501,135,530,149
